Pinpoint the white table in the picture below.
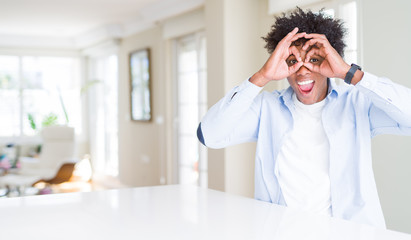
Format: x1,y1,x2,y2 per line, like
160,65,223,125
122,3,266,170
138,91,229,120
0,185,410,240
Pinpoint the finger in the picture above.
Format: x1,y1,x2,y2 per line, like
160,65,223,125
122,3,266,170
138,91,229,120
287,27,299,38
289,61,304,74
304,62,320,73
282,27,299,42
289,32,306,43
302,38,326,50
304,33,327,40
278,27,299,46
289,46,302,62
302,38,327,51
304,48,321,62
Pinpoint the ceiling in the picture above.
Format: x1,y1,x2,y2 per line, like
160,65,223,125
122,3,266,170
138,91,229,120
0,0,204,49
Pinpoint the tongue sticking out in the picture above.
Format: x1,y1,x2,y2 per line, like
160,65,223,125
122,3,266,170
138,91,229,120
299,82,314,92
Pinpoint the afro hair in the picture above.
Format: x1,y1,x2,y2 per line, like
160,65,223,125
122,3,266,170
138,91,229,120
262,7,347,57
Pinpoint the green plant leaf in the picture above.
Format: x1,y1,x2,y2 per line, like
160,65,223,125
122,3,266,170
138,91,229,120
27,113,37,130
80,80,102,95
42,113,59,127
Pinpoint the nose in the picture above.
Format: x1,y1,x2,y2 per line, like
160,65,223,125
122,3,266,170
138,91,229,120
296,64,311,75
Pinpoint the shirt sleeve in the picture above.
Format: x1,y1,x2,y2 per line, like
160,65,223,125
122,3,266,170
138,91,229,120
197,78,264,148
355,72,411,136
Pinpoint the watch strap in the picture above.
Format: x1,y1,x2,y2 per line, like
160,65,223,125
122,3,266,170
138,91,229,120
344,63,362,85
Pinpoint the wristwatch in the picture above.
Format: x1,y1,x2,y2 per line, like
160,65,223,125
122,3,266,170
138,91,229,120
344,63,362,85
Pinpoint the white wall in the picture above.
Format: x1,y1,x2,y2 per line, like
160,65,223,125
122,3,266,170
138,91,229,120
361,0,411,234
204,0,226,192
118,27,164,187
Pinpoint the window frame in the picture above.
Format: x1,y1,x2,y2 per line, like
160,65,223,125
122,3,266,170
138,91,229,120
172,31,208,188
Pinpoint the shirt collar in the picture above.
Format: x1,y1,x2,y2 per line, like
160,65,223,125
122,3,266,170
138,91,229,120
279,78,340,105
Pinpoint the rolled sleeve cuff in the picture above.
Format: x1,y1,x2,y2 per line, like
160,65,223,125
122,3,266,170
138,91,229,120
232,78,264,100
356,72,379,92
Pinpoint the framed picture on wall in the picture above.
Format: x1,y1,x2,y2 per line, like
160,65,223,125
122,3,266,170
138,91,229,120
129,48,152,122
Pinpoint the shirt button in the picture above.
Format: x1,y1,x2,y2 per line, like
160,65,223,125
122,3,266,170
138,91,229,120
363,80,370,87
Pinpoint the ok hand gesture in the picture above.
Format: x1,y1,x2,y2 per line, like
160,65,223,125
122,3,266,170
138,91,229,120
250,27,306,87
302,33,350,79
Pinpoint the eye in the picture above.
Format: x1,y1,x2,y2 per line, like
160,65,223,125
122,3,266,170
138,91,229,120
309,58,319,63
288,59,298,65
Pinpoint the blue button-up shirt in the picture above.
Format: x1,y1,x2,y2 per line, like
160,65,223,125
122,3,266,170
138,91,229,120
198,72,411,228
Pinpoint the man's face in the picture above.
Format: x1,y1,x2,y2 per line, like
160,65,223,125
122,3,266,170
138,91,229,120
286,42,328,105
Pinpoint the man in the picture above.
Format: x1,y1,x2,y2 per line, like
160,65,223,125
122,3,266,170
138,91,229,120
197,8,411,228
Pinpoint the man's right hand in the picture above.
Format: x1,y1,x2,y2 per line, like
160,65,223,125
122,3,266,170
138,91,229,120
250,27,305,87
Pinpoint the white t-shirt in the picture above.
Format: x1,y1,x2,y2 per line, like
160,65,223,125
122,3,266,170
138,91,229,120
275,93,332,216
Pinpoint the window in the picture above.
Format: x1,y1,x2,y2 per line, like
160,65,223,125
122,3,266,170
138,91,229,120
174,32,208,187
339,1,358,66
87,55,119,176
0,56,82,138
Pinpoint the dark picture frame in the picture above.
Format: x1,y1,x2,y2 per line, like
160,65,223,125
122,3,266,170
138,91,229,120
129,48,152,122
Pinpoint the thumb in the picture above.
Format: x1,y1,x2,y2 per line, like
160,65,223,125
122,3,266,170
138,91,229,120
289,62,303,74
303,62,319,73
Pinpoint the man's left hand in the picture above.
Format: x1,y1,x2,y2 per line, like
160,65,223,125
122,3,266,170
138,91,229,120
302,33,350,79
